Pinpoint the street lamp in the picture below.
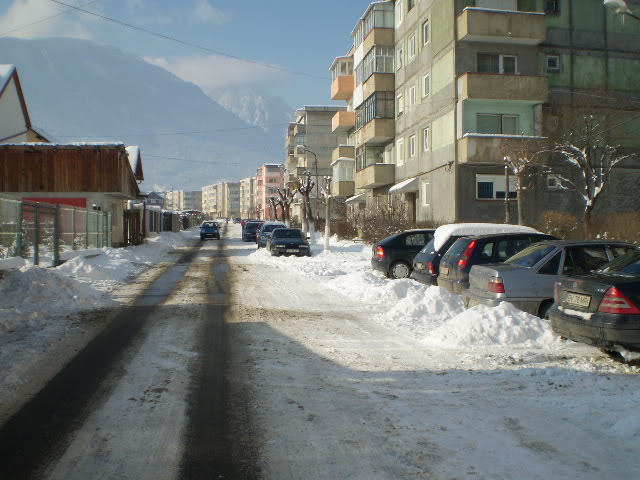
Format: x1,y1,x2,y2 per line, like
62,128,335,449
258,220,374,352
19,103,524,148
296,145,320,221
604,0,640,21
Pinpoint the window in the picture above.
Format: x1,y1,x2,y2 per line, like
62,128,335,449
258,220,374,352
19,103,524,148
396,139,405,165
396,0,403,26
476,174,517,200
547,174,562,190
610,246,636,259
408,0,415,11
422,74,430,97
422,20,430,45
477,54,517,74
477,114,518,135
496,238,532,262
355,45,394,84
355,92,395,129
397,92,404,117
409,34,417,59
356,146,384,171
544,0,560,14
409,134,416,157
405,232,429,247
422,181,429,206
538,252,562,275
353,2,394,48
563,246,609,275
408,86,416,107
423,127,430,152
397,47,404,70
546,55,561,73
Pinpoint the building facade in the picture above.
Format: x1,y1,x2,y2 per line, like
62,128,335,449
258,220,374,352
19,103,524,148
239,176,256,219
256,164,284,220
165,190,202,212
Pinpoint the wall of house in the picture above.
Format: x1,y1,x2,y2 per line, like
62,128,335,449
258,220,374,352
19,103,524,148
0,78,27,141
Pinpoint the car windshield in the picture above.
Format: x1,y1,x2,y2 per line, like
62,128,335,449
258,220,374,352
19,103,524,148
597,251,640,275
505,243,556,268
272,229,303,239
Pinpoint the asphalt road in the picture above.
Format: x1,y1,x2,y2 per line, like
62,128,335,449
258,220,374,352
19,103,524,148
0,231,259,480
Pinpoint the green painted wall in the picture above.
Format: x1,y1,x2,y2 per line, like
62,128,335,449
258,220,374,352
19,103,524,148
462,100,536,135
432,0,455,56
546,0,640,34
573,56,606,90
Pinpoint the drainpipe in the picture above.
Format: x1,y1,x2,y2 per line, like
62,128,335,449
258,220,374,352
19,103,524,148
453,4,461,222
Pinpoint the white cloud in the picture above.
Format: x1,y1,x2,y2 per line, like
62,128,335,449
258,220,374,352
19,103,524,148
0,0,98,40
190,0,230,25
144,54,287,95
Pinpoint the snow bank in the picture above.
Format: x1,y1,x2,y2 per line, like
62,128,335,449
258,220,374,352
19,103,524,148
424,302,560,348
0,265,107,332
433,223,539,251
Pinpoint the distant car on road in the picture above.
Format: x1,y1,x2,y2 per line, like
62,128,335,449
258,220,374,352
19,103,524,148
267,228,311,257
550,249,640,357
200,221,220,240
257,221,287,248
437,232,556,294
465,240,637,318
242,220,264,242
371,229,435,279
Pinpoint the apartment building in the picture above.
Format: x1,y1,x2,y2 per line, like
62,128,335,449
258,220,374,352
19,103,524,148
239,176,256,219
165,190,202,212
256,164,284,220
202,181,240,218
221,182,240,219
332,0,640,225
201,183,219,217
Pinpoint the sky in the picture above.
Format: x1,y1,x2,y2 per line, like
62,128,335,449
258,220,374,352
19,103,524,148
0,0,374,109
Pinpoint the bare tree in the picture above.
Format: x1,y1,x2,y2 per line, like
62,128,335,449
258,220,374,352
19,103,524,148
552,112,636,237
297,171,316,244
277,186,296,226
320,176,332,251
267,196,279,220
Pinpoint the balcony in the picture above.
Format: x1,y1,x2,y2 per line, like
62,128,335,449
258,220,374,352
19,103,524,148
332,145,355,162
332,181,355,198
457,134,546,164
362,73,395,100
363,28,395,53
331,75,355,101
458,73,548,103
355,163,395,189
457,8,546,45
332,111,356,132
355,118,395,146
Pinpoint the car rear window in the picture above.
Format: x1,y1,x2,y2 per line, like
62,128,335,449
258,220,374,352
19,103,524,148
272,229,303,239
598,251,640,275
610,246,637,259
506,244,556,268
496,237,533,262
262,224,284,233
562,246,609,275
419,238,436,254
442,238,471,260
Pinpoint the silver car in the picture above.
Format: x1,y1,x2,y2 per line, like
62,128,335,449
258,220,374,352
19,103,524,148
464,240,637,318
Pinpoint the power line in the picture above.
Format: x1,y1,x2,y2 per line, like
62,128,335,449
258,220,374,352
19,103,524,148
144,153,274,166
55,123,290,138
48,0,329,81
0,0,102,38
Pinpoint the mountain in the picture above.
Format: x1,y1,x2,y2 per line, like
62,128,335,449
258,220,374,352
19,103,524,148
0,37,284,190
215,88,293,133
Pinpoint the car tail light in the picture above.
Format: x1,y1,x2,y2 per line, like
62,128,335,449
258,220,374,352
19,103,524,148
598,287,640,314
554,282,561,303
488,276,505,294
376,246,385,259
458,240,478,271
428,261,436,275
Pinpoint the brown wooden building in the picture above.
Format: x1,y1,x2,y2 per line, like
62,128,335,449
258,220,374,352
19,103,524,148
0,143,141,246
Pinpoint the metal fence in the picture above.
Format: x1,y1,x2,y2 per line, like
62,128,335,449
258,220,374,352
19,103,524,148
0,196,112,267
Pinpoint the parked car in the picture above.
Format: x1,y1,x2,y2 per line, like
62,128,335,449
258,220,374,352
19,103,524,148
549,249,640,357
412,223,541,285
233,217,241,223
371,229,435,279
200,221,220,240
437,233,556,295
465,240,637,318
256,221,287,248
266,228,311,257
242,220,264,242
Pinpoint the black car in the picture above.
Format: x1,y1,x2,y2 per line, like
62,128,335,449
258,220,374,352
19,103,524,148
266,228,311,257
200,222,220,240
412,235,466,285
550,250,640,356
437,233,556,294
242,221,264,242
371,229,435,279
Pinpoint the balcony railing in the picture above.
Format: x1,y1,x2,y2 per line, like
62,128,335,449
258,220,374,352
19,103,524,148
332,111,356,132
332,181,356,198
355,163,395,189
332,145,355,162
458,72,548,103
331,75,355,101
355,118,395,146
457,134,547,164
457,7,546,45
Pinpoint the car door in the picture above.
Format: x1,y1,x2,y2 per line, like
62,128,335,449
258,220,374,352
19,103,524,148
531,249,563,297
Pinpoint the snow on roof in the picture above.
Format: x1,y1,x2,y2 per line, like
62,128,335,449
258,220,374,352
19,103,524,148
345,193,367,204
0,64,15,84
0,142,125,148
389,177,418,193
433,223,540,251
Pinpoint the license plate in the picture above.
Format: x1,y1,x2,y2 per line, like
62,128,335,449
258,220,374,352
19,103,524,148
440,266,449,275
565,292,591,308
286,249,299,253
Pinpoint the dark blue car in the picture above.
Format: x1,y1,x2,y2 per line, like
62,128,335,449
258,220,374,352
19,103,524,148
200,222,220,240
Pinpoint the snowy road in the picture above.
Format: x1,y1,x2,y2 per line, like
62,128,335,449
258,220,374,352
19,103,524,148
1,224,639,479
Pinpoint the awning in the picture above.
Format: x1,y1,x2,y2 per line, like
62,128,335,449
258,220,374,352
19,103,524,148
345,193,367,204
389,177,418,193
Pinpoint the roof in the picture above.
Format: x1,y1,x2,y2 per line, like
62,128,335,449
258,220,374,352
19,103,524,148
345,193,367,204
0,142,126,149
389,177,418,193
0,65,32,135
125,146,144,181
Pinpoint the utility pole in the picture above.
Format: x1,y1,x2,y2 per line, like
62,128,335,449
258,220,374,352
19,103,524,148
500,141,511,224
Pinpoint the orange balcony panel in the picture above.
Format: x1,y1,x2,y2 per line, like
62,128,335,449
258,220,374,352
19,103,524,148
331,75,355,101
332,111,356,132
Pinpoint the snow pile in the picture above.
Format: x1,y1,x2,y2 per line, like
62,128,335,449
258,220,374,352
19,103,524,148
433,223,539,251
424,302,560,348
610,415,640,440
0,265,107,332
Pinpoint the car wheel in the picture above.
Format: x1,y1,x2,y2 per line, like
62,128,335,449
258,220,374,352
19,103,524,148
389,261,411,279
537,300,554,320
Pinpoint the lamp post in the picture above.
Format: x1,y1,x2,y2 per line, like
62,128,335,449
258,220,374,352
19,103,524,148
296,145,320,221
604,0,640,21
